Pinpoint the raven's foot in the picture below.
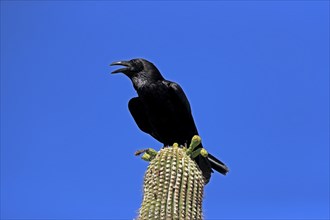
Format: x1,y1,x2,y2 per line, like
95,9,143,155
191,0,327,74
135,148,158,162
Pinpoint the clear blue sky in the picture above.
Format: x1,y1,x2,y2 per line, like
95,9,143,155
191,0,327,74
1,1,329,219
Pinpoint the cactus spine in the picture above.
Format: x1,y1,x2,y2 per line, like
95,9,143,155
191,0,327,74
138,137,206,220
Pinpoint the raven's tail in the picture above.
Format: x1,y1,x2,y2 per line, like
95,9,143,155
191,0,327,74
208,153,229,175
192,143,229,183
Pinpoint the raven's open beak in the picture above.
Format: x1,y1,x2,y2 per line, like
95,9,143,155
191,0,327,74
110,61,131,74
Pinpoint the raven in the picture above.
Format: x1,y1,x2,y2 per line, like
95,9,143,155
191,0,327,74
111,58,229,183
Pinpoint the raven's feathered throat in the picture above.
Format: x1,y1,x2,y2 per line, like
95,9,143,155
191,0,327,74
111,58,229,183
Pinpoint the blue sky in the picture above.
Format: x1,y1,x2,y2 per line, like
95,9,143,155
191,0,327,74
1,1,329,219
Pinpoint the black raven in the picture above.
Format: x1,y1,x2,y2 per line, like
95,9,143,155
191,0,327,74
111,58,229,183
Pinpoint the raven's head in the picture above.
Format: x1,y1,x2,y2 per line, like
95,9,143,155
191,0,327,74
110,58,164,81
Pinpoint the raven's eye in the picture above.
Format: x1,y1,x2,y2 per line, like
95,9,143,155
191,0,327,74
133,60,143,71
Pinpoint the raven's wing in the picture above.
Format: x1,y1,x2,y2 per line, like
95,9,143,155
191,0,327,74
165,80,203,140
128,97,162,142
128,97,152,134
166,81,192,114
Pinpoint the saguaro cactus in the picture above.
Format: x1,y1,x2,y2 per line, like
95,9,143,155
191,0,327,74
137,136,207,220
